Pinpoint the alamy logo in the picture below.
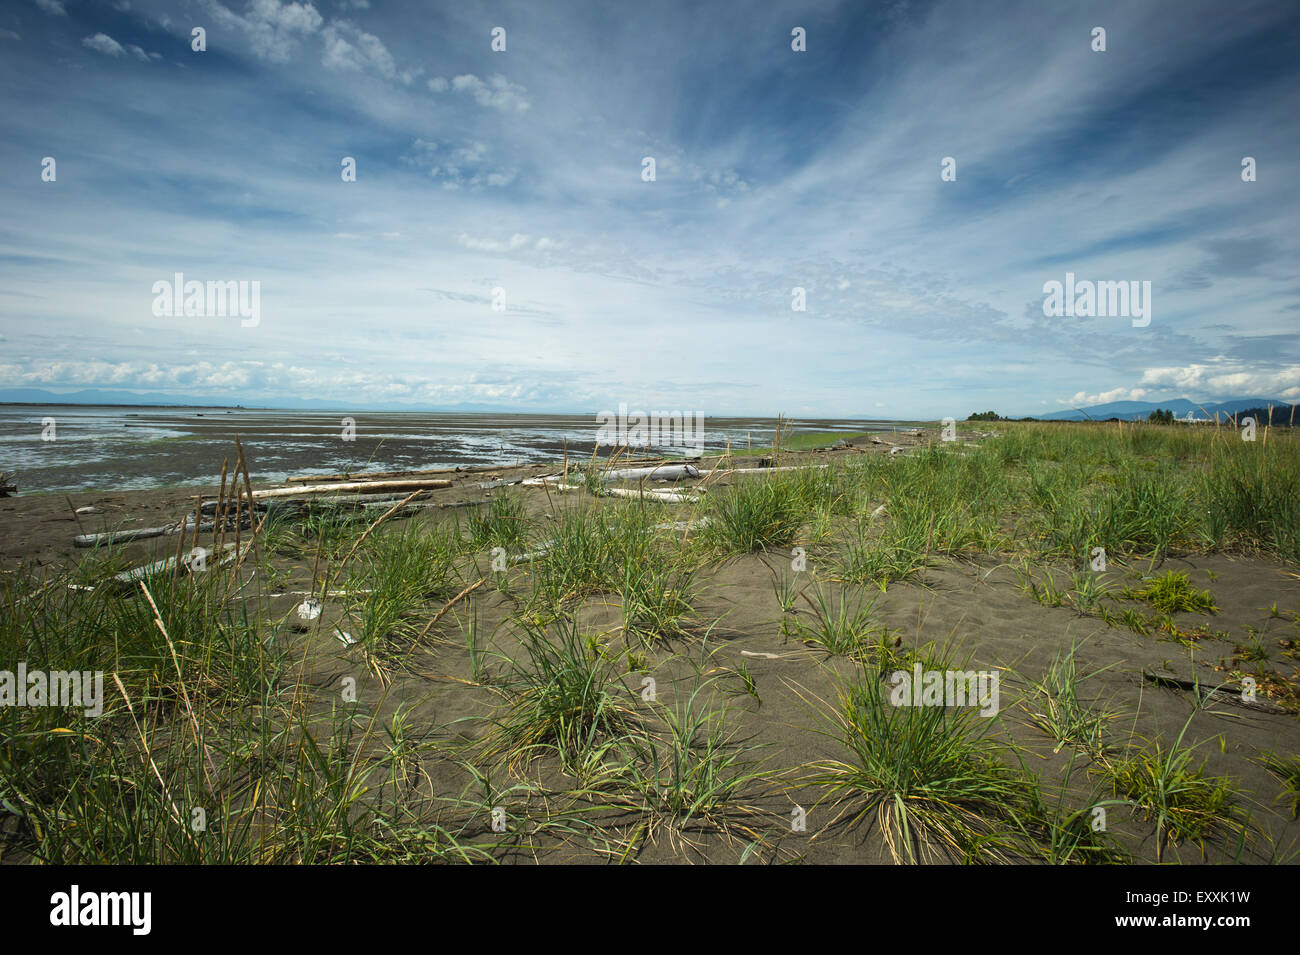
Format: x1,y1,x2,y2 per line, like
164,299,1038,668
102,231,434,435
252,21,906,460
50,885,151,935
0,663,103,717
888,664,1000,716
1042,272,1151,327
152,272,260,327
595,403,706,454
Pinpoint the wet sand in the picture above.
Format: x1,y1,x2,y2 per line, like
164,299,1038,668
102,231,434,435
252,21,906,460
0,405,915,494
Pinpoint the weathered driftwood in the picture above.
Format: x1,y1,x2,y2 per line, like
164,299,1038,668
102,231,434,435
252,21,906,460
76,518,207,548
601,463,701,482
360,498,486,511
478,478,526,490
1142,670,1293,714
251,479,452,499
75,511,258,547
290,490,438,506
541,482,696,504
602,487,699,503
200,499,269,515
112,543,237,583
284,464,505,484
524,463,700,485
698,464,829,476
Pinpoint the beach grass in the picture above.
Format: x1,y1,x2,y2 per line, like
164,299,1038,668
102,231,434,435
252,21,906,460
2,418,1297,864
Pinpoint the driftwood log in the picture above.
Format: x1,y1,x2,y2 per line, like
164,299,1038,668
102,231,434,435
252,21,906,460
284,464,509,484
1142,670,1293,714
251,479,452,499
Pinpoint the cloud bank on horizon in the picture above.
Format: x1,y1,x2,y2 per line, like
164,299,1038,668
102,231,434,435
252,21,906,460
0,0,1297,418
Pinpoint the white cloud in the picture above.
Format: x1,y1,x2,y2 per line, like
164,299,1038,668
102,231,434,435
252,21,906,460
1139,359,1300,399
1062,388,1149,406
208,0,323,63
447,74,530,112
455,233,531,253
321,20,414,82
35,0,66,16
82,33,126,57
408,139,514,189
0,357,547,405
82,34,158,62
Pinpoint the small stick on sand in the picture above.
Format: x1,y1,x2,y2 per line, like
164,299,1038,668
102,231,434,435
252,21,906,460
64,495,87,537
415,576,487,643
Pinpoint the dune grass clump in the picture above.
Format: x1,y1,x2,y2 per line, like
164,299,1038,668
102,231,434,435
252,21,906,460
795,583,892,662
830,449,1007,590
1096,712,1249,861
480,615,639,774
1257,751,1300,819
801,660,1040,863
618,558,699,644
603,677,772,852
969,420,1300,566
526,502,659,608
1020,641,1118,757
341,521,462,662
466,492,531,553
5,550,270,714
834,530,928,591
1124,571,1216,615
702,476,806,554
1027,756,1129,865
526,507,617,606
833,499,933,590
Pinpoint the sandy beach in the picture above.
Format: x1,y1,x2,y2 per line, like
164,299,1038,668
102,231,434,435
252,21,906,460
3,421,1297,864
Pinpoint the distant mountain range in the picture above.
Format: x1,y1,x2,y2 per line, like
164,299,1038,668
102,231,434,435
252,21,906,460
1026,397,1296,422
2,387,1295,424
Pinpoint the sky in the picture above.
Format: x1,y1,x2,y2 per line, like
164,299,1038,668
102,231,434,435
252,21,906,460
0,0,1297,418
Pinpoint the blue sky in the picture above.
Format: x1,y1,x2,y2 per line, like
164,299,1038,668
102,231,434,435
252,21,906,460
0,0,1297,418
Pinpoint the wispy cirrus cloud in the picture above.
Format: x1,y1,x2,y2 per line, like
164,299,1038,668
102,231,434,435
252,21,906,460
207,0,324,63
427,73,530,112
2,0,1298,416
81,32,158,60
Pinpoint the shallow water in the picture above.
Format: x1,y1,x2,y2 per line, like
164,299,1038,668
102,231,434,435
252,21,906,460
0,405,920,493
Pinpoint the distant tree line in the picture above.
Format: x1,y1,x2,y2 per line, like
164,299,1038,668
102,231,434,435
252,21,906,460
1234,404,1300,427
1147,404,1299,426
963,404,1298,426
